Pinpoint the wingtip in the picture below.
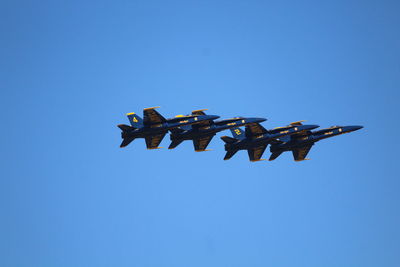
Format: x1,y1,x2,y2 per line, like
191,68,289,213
251,159,267,162
295,158,310,162
144,106,161,110
290,120,306,125
192,109,208,112
195,149,212,152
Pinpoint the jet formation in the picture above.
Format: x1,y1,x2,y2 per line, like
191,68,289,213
117,107,363,162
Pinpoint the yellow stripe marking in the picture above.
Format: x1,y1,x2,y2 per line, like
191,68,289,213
144,106,160,110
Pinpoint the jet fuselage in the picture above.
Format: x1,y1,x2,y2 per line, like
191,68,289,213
225,124,320,151
170,117,266,141
270,125,363,153
122,114,219,139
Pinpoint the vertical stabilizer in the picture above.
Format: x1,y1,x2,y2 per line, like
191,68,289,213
230,127,246,140
126,113,144,128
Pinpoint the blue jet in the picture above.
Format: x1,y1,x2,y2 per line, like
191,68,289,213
269,124,363,161
221,121,319,162
168,109,267,151
118,107,219,149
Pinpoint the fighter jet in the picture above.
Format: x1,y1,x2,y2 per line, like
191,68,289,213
117,107,219,149
168,109,267,151
269,124,363,161
220,121,319,162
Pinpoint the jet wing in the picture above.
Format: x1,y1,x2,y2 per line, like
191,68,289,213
143,107,166,125
247,145,268,162
245,123,268,137
292,144,313,161
193,135,214,151
145,133,166,149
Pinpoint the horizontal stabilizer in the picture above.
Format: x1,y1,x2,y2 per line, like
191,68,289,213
120,137,135,148
221,136,237,144
269,151,283,161
169,139,184,149
118,124,134,132
224,149,238,160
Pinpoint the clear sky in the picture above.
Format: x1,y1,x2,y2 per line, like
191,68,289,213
1,0,399,266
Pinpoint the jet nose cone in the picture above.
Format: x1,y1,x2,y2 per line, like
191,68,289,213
248,117,267,123
341,125,363,133
351,125,363,131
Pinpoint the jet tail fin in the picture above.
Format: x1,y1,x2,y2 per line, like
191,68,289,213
221,136,237,144
230,127,246,140
126,113,144,128
118,124,134,132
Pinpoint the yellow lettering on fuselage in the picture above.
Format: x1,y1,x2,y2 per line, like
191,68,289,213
179,120,189,124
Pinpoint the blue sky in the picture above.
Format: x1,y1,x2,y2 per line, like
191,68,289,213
1,0,399,266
